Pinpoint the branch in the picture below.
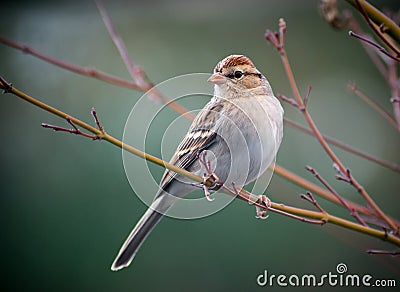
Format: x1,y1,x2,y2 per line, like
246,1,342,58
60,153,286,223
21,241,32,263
0,76,201,185
94,0,194,120
284,118,400,171
300,191,326,214
42,108,105,140
387,60,400,131
349,31,400,62
271,163,400,227
0,35,195,120
347,82,398,130
95,0,150,90
367,249,400,256
345,10,400,130
347,11,388,79
353,0,400,58
265,19,399,234
0,36,142,91
2,76,399,247
305,165,368,226
319,3,390,78
345,0,400,44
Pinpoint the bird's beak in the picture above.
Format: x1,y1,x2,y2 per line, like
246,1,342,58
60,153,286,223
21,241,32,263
207,73,226,85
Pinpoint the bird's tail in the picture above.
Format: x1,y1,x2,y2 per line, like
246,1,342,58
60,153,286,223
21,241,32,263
111,195,171,271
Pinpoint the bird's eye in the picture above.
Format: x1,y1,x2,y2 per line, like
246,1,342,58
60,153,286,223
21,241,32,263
234,70,243,78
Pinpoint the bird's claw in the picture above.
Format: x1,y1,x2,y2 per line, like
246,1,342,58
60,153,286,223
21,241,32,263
254,195,271,220
202,172,220,202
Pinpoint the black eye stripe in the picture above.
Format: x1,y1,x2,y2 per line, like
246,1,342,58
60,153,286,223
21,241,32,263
225,72,262,79
246,72,263,78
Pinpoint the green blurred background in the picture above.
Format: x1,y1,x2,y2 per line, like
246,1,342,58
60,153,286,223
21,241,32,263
1,0,399,291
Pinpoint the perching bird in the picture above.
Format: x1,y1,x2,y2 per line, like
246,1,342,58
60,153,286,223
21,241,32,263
111,55,284,271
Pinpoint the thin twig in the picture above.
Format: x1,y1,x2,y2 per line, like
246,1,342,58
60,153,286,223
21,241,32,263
387,60,400,131
303,85,312,108
0,76,13,93
91,109,104,135
346,12,388,79
305,166,368,226
0,36,142,90
277,94,300,109
42,109,105,140
94,0,149,89
277,94,400,172
346,11,400,130
345,0,400,44
95,0,190,116
366,249,400,256
284,118,400,172
353,0,400,58
347,82,398,130
349,31,400,62
272,164,400,225
300,191,326,214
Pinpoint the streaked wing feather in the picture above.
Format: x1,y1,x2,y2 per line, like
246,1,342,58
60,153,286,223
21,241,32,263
159,100,223,189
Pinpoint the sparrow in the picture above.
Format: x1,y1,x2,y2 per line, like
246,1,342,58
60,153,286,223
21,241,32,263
111,54,284,271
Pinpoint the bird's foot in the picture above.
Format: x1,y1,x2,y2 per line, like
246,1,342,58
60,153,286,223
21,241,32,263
202,172,221,202
254,195,271,220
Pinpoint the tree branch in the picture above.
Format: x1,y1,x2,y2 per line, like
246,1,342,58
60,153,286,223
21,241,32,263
345,0,400,44
0,35,195,120
284,118,400,171
265,18,399,234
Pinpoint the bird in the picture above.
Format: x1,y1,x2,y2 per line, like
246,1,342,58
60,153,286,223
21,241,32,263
111,54,284,271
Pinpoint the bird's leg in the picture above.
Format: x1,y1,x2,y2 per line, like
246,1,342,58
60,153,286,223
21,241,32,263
197,151,222,202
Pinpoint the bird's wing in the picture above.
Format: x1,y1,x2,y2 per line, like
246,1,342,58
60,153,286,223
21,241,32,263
158,100,224,190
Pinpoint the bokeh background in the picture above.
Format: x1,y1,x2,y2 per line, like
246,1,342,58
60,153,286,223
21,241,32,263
1,0,399,291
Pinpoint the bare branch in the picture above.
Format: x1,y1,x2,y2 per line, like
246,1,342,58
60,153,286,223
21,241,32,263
349,31,400,62
284,118,400,172
42,109,105,140
0,36,142,91
303,85,312,108
345,0,400,44
95,0,149,89
0,76,13,93
387,60,400,130
353,0,400,58
277,94,301,109
91,107,105,135
300,191,326,214
346,12,388,79
266,19,399,234
305,166,368,226
0,35,195,120
347,82,398,129
367,249,400,256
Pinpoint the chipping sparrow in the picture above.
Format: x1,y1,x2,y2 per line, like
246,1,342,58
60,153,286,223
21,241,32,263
111,55,284,271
